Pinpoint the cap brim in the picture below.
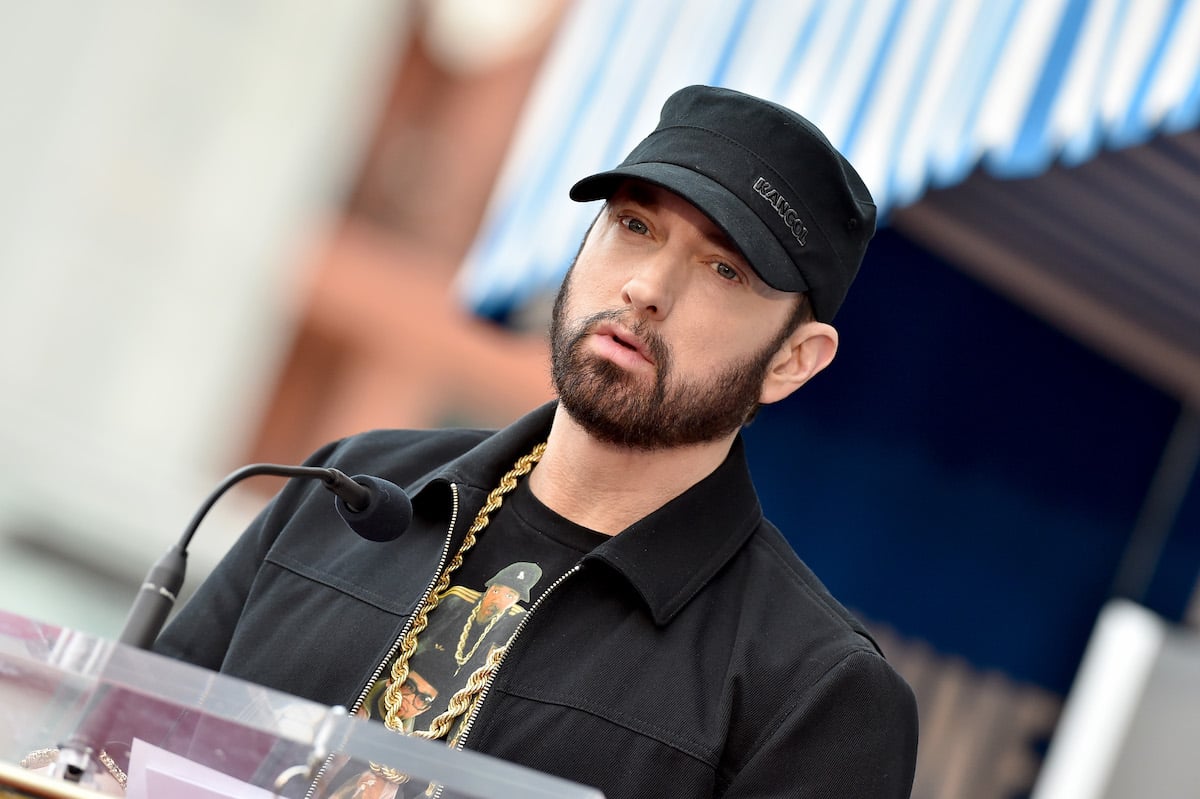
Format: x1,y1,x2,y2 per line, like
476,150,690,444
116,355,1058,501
569,163,807,294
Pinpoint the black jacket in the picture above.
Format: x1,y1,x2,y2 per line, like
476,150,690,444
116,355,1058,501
156,403,917,798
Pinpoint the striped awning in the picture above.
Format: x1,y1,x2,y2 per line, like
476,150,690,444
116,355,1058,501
458,0,1200,320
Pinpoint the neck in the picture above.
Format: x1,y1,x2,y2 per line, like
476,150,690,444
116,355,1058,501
527,404,737,536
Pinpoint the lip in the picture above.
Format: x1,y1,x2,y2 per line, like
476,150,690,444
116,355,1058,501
589,321,655,368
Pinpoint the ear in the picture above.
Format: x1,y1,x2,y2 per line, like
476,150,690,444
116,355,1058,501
759,322,838,405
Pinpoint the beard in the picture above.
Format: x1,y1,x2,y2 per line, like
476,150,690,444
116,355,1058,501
549,273,784,451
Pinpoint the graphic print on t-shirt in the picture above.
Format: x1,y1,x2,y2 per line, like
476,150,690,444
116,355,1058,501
321,480,606,797
359,561,544,735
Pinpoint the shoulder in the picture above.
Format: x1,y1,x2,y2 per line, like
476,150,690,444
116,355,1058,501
745,519,882,650
326,426,492,467
312,426,495,488
718,523,917,788
704,518,895,700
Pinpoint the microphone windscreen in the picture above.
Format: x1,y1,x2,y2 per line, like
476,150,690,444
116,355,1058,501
335,475,414,542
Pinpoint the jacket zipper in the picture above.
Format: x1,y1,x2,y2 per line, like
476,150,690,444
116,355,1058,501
429,562,582,799
302,483,462,799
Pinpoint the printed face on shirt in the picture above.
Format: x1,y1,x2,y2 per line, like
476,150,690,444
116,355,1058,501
550,180,806,449
398,670,437,720
477,583,521,621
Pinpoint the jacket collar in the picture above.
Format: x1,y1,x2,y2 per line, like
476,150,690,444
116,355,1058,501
407,402,765,626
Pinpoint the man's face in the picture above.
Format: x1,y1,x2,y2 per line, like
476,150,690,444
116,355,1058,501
397,670,437,720
550,181,802,450
478,583,521,620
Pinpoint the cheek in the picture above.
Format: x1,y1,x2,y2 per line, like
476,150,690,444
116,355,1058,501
570,264,619,303
572,234,635,292
670,317,779,373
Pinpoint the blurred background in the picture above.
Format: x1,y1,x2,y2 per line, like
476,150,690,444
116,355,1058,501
2,1,1199,797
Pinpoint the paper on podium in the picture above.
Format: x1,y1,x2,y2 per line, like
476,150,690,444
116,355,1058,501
126,738,274,799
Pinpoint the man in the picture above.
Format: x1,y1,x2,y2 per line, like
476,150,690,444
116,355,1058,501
155,85,918,798
323,670,439,798
360,669,439,733
412,564,541,669
405,563,541,719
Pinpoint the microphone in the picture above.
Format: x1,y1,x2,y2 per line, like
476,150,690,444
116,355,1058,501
49,466,412,786
334,474,414,542
117,463,412,650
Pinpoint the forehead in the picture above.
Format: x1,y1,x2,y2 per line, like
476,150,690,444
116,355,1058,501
409,671,435,691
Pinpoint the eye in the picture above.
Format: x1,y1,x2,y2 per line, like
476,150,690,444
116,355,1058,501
621,216,650,235
714,262,740,281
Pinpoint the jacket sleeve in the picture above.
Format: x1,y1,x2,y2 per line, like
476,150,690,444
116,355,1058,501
725,648,918,799
151,438,345,671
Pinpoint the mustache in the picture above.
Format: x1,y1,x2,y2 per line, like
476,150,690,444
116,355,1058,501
575,309,670,366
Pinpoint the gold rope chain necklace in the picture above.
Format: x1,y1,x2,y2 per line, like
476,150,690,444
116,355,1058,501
381,441,547,741
453,607,502,668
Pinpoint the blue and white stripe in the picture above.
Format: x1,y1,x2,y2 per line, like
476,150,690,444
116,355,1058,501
459,0,1200,319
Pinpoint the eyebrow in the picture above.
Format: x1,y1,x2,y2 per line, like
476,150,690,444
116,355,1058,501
615,182,746,259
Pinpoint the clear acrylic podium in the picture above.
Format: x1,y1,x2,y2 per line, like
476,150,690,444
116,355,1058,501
0,609,603,799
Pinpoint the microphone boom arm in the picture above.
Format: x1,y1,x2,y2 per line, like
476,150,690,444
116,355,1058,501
117,463,368,650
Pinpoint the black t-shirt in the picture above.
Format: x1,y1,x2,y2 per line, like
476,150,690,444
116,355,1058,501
358,478,607,734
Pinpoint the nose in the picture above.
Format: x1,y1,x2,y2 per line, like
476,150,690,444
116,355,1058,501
620,252,679,320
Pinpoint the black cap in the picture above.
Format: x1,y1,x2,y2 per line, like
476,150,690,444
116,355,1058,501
485,562,543,602
570,85,876,323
